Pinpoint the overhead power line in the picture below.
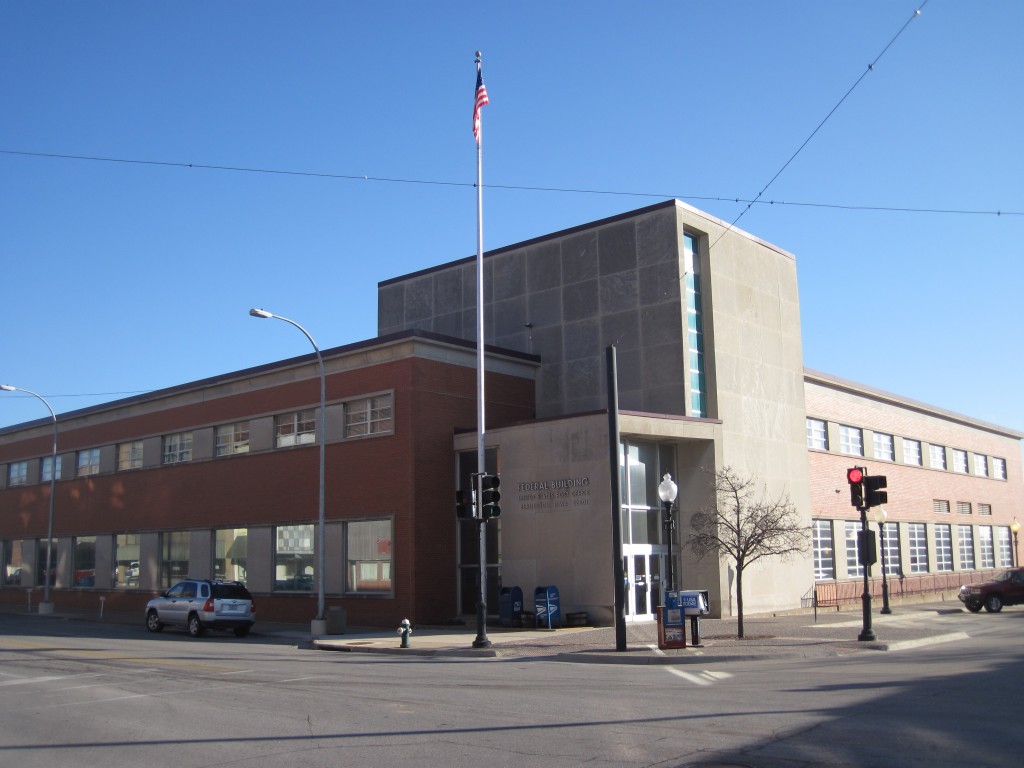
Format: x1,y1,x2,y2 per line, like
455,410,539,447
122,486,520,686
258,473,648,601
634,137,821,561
2,148,1020,218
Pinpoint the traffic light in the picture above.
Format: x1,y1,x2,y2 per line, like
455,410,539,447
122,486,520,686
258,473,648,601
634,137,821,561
456,489,475,519
864,475,888,507
847,466,865,508
480,474,501,519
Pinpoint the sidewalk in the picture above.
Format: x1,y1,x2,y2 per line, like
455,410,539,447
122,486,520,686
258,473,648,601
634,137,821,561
311,602,972,664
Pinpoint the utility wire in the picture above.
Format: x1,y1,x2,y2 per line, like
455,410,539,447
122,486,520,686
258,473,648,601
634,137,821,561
2,141,1020,218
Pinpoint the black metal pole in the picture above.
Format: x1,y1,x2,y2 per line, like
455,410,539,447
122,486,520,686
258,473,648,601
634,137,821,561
879,523,891,614
663,500,675,593
607,345,627,652
858,506,876,641
472,474,491,649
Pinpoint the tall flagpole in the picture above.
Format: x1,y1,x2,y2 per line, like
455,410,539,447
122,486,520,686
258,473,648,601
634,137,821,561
472,50,491,649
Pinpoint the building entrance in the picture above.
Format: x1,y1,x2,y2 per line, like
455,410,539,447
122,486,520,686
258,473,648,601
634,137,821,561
623,548,664,621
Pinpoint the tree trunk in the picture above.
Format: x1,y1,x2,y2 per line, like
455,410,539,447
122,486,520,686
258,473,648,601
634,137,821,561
736,567,745,639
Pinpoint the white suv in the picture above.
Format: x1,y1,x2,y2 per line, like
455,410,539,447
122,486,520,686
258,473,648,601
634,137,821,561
145,579,255,637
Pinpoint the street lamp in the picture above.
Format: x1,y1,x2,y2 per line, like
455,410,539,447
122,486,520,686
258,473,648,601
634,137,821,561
658,473,679,596
249,308,327,633
874,507,892,614
1012,518,1020,567
0,384,58,614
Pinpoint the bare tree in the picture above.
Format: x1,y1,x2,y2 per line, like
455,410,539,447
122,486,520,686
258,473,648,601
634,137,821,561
688,466,808,638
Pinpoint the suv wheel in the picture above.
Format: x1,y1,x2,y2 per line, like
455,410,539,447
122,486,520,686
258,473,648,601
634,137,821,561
984,594,1004,613
188,613,206,637
146,610,163,633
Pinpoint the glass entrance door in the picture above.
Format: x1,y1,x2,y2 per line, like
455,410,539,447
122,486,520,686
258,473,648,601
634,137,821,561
623,549,662,621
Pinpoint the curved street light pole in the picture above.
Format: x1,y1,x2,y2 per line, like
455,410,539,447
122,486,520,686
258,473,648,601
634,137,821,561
249,309,327,626
1,385,58,612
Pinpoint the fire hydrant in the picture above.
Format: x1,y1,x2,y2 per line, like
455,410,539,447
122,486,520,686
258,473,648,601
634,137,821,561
397,618,412,648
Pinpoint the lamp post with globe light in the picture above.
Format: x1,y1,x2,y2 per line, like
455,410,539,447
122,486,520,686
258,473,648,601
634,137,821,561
875,507,892,614
1012,519,1020,567
658,473,679,597
0,384,58,614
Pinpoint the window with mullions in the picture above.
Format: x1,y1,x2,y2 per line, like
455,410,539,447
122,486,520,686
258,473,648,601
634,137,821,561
214,528,248,583
973,454,988,477
844,521,864,578
77,448,100,477
683,232,707,418
952,449,968,474
7,461,28,486
619,442,676,545
997,527,1013,567
117,441,143,471
274,524,314,591
958,525,975,570
873,432,894,462
345,519,392,594
839,426,863,457
908,523,929,574
162,432,193,465
2,540,25,587
276,410,316,448
812,520,834,580
40,455,62,482
993,457,1007,480
934,524,953,572
113,533,141,588
880,522,901,577
806,419,828,451
929,444,947,470
978,526,995,569
73,536,96,587
903,439,922,466
160,531,189,588
215,422,250,457
344,394,394,438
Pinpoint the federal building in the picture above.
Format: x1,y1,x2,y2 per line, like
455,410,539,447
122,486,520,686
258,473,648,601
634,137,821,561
2,200,1021,626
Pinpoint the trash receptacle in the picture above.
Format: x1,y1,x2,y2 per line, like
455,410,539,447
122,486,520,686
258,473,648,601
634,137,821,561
499,586,523,627
326,605,347,635
534,585,561,629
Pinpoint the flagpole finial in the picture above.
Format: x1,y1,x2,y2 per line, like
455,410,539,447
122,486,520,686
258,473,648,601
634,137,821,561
475,50,482,62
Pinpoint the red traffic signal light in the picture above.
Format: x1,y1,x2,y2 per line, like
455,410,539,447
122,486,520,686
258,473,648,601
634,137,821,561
847,467,864,484
847,466,866,508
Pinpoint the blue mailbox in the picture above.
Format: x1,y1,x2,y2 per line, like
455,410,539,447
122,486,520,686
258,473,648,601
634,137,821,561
499,586,524,627
534,585,561,629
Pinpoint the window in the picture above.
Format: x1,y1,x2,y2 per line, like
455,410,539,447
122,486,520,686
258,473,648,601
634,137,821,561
908,523,929,574
2,539,25,587
952,449,968,474
845,521,864,578
214,528,248,583
880,522,901,577
956,501,972,516
806,419,828,451
934,525,953,572
993,458,1007,480
873,432,894,462
117,441,143,471
929,444,947,470
933,499,950,515
215,422,250,457
683,232,707,418
978,526,995,569
958,525,975,570
7,461,28,486
902,439,922,466
839,426,863,457
973,454,988,477
276,410,316,448
40,455,62,482
162,432,193,465
619,442,663,545
76,448,101,477
978,503,992,516
812,520,835,580
160,531,190,588
345,519,393,593
997,527,1013,567
113,533,141,588
73,536,97,586
274,524,314,591
344,395,394,438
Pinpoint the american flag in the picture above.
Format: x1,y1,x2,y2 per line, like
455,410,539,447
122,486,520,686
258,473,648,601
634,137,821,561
473,67,489,143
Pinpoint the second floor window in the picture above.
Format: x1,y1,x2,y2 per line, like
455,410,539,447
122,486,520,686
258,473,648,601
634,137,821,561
806,419,827,451
973,454,988,477
118,441,143,471
929,444,947,470
276,410,316,448
162,432,193,465
77,448,100,477
903,439,922,466
839,425,863,457
952,449,968,473
40,455,62,482
7,461,28,486
873,432,894,462
344,394,394,438
216,422,251,456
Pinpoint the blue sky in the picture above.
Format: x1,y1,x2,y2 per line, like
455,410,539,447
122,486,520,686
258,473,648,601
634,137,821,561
2,1,1022,438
